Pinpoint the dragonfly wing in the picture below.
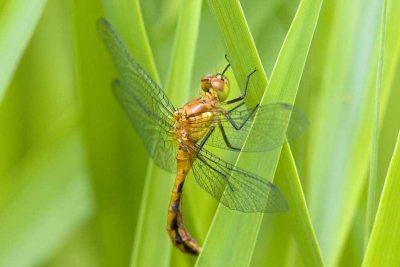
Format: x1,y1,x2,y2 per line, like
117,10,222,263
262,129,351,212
98,19,177,173
207,103,308,152
112,80,177,173
190,146,288,212
97,18,176,128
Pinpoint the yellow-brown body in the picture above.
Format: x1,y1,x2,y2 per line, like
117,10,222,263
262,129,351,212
166,92,219,255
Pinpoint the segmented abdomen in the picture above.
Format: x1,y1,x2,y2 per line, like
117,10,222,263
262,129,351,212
166,145,200,255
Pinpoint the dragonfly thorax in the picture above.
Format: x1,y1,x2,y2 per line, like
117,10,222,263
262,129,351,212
173,97,217,145
200,73,230,101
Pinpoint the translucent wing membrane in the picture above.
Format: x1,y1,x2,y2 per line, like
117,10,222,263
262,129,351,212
190,145,289,212
97,19,176,129
98,18,177,173
112,80,177,173
208,103,308,152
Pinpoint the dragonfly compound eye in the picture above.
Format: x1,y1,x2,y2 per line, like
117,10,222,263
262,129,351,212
211,75,230,101
200,74,213,92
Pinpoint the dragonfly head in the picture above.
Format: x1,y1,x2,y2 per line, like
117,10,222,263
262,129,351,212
200,74,230,101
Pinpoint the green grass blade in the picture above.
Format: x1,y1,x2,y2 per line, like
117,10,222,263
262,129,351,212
196,0,322,265
74,0,149,264
306,0,383,265
128,0,202,265
380,0,400,109
275,143,324,267
203,0,268,106
164,0,202,103
0,0,47,102
366,0,386,242
362,131,400,266
0,2,95,265
101,0,160,81
0,132,93,267
130,165,174,267
98,1,171,266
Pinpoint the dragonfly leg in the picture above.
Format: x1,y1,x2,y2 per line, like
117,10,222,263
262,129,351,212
197,127,216,153
218,123,240,151
227,101,245,112
224,104,260,130
225,54,230,62
221,54,231,74
222,63,230,75
225,69,257,105
197,123,240,155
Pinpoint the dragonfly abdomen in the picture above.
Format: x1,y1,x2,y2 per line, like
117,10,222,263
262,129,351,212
166,146,200,255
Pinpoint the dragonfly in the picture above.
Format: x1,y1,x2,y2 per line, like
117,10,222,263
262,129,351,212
98,18,307,256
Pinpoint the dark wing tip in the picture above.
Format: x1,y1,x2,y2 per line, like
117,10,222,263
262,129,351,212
287,106,309,140
269,196,289,213
97,17,109,29
279,102,293,110
111,79,125,98
111,79,127,100
112,79,121,87
263,182,290,213
96,18,115,43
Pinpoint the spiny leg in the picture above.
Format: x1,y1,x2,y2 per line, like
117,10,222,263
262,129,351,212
197,121,241,151
222,63,230,75
218,123,240,151
223,104,259,130
225,69,257,105
196,126,216,153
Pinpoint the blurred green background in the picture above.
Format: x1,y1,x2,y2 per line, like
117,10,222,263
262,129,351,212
0,0,399,266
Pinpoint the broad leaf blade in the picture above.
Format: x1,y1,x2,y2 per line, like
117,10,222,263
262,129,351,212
363,131,400,266
0,0,47,102
0,133,93,267
196,0,322,265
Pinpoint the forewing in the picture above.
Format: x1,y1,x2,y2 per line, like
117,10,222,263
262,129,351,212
208,103,308,152
189,146,288,212
112,80,177,173
97,18,176,129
